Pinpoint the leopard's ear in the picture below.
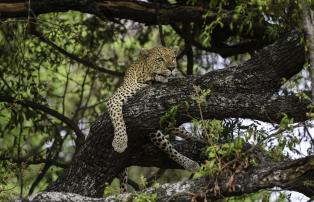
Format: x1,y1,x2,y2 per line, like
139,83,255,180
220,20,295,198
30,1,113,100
139,48,149,58
172,46,179,55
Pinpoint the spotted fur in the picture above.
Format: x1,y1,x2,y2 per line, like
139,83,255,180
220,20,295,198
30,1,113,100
150,130,200,172
170,127,208,144
107,47,177,153
118,168,128,193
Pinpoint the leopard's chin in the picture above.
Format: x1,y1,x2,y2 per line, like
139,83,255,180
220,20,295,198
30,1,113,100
155,74,169,83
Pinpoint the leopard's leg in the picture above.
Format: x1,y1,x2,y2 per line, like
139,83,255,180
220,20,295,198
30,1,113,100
107,83,147,153
107,98,127,153
118,168,128,193
170,127,207,144
149,130,200,172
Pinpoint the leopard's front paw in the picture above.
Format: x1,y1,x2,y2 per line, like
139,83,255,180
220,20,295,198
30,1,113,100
112,136,128,153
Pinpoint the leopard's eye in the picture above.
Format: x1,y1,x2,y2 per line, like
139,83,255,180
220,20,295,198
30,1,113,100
156,57,164,63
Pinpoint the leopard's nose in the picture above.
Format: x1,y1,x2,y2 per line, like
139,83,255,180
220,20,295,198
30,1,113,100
167,66,175,71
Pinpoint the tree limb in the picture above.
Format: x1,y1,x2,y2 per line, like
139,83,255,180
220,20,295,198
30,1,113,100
31,155,314,201
0,0,205,24
301,0,314,100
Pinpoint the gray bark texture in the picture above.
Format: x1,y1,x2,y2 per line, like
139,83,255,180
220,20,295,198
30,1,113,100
28,30,314,201
32,154,314,201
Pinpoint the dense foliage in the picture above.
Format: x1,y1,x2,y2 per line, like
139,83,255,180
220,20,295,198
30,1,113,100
0,0,313,201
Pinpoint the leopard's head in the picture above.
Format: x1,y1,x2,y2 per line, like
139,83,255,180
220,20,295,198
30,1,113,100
139,47,177,83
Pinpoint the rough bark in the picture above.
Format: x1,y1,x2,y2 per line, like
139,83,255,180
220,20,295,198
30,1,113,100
38,31,310,198
31,155,314,201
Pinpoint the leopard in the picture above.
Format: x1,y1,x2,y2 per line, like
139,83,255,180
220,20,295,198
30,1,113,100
106,47,200,175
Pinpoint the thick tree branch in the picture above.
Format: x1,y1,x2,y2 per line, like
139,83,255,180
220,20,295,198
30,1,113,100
32,155,314,201
43,31,309,197
182,24,194,75
0,0,205,24
301,0,314,100
151,155,314,201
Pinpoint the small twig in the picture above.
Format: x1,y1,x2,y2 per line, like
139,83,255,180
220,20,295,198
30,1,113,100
27,20,123,77
303,123,314,146
61,66,70,115
0,95,85,148
72,66,90,120
17,121,24,198
28,162,52,195
221,127,291,171
76,100,106,112
0,75,15,93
